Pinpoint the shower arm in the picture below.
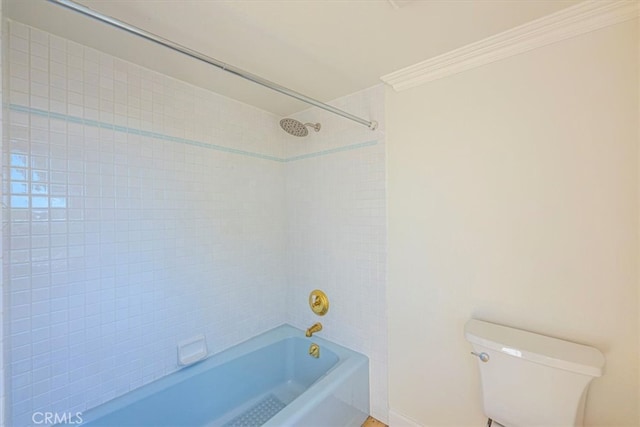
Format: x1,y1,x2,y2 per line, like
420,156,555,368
47,0,378,131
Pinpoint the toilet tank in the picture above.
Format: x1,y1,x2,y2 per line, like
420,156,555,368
464,319,605,427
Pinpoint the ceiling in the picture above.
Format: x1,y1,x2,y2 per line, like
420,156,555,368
7,0,580,116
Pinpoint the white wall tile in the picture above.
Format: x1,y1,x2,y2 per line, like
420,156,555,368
4,21,287,427
3,19,388,427
0,50,5,416
285,85,388,423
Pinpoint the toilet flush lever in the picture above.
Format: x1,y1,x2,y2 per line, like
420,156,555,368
471,352,490,362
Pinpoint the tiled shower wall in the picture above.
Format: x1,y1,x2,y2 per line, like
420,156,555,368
2,19,388,427
3,21,287,427
0,2,5,426
284,85,388,423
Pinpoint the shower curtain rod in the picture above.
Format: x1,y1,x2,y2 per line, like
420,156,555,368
47,0,378,131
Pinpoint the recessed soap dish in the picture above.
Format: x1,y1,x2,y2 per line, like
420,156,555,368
177,334,208,366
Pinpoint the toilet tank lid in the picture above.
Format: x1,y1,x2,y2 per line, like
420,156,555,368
464,319,605,377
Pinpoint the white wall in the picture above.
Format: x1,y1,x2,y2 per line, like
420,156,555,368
284,85,388,423
3,21,287,427
387,19,639,427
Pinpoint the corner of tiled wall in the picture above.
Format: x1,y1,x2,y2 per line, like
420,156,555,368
0,1,6,425
284,85,388,423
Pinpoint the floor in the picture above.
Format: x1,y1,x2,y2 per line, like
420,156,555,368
362,416,388,427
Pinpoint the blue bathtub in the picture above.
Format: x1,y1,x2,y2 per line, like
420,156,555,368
78,324,369,427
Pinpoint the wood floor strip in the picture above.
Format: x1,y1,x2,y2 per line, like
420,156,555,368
362,415,388,427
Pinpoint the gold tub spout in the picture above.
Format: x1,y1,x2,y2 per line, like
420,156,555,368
309,343,320,358
305,322,323,337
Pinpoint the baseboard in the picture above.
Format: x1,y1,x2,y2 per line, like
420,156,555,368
388,409,423,427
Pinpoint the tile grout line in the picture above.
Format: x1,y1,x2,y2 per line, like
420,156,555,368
8,104,378,163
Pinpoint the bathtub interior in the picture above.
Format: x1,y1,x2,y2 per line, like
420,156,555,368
79,336,341,426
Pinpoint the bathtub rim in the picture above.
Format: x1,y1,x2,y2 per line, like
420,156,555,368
77,323,368,425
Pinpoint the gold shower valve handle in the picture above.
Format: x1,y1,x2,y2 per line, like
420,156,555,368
309,290,329,316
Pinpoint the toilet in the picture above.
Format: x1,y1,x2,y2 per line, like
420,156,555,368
464,319,605,427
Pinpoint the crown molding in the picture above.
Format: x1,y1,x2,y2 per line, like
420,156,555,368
381,0,640,92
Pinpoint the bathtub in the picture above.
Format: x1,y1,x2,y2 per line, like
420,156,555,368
78,324,369,427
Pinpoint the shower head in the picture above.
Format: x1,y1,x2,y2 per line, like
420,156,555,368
279,118,321,137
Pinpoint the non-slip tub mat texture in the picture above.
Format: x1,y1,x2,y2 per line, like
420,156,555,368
222,394,286,427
